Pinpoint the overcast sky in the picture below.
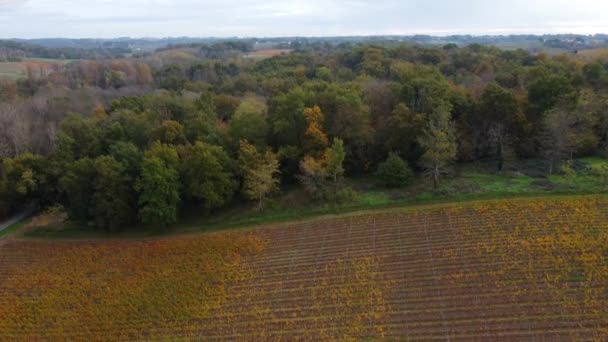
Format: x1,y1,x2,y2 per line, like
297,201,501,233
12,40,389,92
2,0,608,38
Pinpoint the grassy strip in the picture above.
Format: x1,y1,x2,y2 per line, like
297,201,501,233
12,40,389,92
23,192,607,240
180,192,606,232
0,218,30,238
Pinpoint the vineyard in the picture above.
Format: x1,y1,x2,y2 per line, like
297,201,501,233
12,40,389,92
1,196,608,340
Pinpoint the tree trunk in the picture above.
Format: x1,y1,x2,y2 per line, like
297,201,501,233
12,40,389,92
497,140,503,172
333,175,338,206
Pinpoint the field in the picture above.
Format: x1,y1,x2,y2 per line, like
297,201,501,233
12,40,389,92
1,196,608,340
576,48,608,61
0,58,70,80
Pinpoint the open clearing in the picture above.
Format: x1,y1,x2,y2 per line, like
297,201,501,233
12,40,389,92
1,196,607,340
0,58,69,79
576,47,608,61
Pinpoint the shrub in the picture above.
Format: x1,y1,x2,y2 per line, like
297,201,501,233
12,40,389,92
375,153,414,188
560,160,577,177
333,187,359,204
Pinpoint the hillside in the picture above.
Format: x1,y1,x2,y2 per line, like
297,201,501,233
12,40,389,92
1,196,607,340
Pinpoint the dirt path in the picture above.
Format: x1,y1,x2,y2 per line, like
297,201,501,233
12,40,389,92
0,206,35,233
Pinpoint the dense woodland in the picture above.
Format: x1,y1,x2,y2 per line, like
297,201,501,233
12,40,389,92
2,41,608,230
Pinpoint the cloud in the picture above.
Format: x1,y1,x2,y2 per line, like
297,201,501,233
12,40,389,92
0,0,26,6
1,0,608,38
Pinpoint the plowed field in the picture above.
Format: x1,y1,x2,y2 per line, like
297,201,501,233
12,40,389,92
1,197,607,340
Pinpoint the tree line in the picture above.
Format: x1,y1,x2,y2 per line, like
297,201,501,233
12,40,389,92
1,42,608,229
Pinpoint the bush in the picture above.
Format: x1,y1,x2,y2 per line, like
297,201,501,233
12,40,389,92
333,187,359,204
560,160,577,177
590,163,608,180
375,153,414,188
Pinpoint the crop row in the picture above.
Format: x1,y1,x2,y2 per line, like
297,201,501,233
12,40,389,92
0,197,607,340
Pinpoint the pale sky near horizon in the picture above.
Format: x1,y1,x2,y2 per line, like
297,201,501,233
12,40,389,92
1,0,608,38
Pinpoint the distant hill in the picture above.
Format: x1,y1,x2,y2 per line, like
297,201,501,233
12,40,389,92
5,34,608,58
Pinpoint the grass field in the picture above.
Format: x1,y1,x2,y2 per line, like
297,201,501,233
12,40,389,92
1,196,607,339
0,58,71,80
576,47,608,61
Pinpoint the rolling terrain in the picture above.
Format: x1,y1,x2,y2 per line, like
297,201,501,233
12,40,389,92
1,196,607,340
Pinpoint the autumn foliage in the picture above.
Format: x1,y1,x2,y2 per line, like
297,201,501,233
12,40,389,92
1,197,607,339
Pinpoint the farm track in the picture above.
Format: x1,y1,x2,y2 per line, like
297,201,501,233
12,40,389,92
0,197,607,339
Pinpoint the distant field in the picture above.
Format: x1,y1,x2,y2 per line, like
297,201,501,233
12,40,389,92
154,48,198,64
0,58,72,80
1,196,607,340
576,48,608,61
0,62,25,80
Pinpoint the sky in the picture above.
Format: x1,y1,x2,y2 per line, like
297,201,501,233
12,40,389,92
2,0,608,38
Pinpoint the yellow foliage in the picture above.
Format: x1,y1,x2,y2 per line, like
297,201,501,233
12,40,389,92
303,105,329,155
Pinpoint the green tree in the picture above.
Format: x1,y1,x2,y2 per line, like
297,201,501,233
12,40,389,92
582,61,606,88
58,113,104,159
329,87,372,170
93,156,136,231
540,105,599,174
181,142,237,212
325,138,346,188
392,62,452,114
109,110,155,148
0,154,48,214
183,110,222,145
268,87,309,147
136,156,180,227
60,158,96,221
361,47,389,77
527,74,575,121
376,153,414,188
229,97,269,148
238,141,280,211
195,92,215,114
150,120,187,145
213,94,241,121
109,142,143,177
145,141,180,170
478,84,524,171
418,110,457,189
379,103,426,162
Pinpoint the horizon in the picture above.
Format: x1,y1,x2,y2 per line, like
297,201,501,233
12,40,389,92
6,32,608,41
2,0,608,39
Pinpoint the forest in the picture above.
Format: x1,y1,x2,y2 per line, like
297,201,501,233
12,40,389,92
2,41,608,231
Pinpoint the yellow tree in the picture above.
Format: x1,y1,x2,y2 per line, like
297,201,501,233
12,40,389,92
303,106,328,156
238,141,280,211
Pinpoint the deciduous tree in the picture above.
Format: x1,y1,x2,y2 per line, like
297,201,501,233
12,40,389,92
303,106,329,156
418,110,457,189
181,142,237,212
93,156,136,231
376,153,414,188
60,158,96,221
136,156,180,227
229,98,269,148
238,141,280,211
